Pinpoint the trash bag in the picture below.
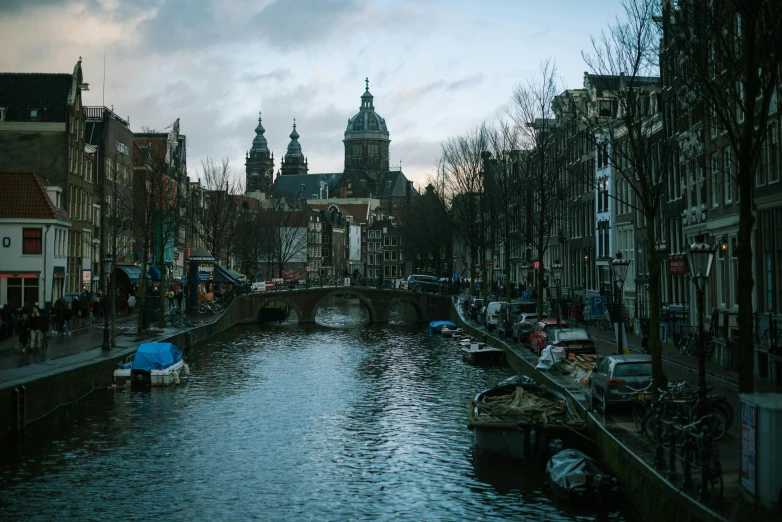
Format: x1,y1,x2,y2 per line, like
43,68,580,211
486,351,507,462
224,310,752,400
536,345,566,370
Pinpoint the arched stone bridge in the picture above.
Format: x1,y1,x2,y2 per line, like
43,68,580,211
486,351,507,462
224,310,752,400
234,287,455,324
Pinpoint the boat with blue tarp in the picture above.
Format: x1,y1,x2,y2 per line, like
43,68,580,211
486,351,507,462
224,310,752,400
428,320,456,334
113,342,187,388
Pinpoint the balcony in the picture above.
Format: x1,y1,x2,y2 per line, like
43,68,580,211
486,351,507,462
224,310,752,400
84,106,129,128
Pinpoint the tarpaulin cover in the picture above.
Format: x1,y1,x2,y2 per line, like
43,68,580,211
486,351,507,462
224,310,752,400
132,343,182,371
428,320,456,334
546,449,605,492
475,387,568,423
536,345,566,370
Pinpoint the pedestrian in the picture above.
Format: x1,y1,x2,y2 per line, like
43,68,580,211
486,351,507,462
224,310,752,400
176,289,184,311
642,328,651,354
92,295,102,321
166,289,175,309
127,293,137,316
29,307,43,351
72,297,83,327
62,305,72,336
17,314,30,353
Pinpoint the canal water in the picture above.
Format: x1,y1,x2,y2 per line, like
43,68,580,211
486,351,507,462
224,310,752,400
0,297,637,521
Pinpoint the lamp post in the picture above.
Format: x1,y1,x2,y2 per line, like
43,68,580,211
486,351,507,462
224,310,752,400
687,234,716,418
101,256,113,351
611,252,631,354
552,260,563,325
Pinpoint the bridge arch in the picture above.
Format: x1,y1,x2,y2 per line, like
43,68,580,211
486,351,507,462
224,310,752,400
253,295,304,323
307,289,378,323
381,296,425,323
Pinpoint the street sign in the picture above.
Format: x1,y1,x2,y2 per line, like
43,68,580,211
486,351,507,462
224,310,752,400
521,290,530,302
180,275,187,283
669,258,687,275
174,252,180,261
485,259,493,266
589,295,605,317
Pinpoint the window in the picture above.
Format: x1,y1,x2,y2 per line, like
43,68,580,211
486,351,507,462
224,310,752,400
353,144,362,155
322,235,329,244
736,80,744,123
384,250,390,261
321,248,329,258
734,14,742,58
368,242,374,252
758,141,768,187
375,242,381,252
384,236,390,246
723,148,733,204
599,100,613,117
391,236,397,246
23,228,42,254
368,144,378,155
375,232,381,240
711,153,720,208
368,230,374,239
769,122,779,184
105,158,113,180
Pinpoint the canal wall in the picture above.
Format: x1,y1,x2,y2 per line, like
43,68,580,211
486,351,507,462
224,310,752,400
0,296,258,437
450,303,727,522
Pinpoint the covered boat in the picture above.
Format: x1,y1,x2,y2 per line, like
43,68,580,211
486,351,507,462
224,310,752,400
114,342,186,388
545,449,618,505
428,320,456,334
468,381,586,460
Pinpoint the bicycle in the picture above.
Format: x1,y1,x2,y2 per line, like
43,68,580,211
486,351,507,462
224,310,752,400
166,310,194,327
679,417,724,498
627,382,654,432
197,301,222,314
643,382,728,443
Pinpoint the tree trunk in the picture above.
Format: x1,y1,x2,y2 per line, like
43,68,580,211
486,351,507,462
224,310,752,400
470,245,477,296
505,243,511,302
536,237,546,318
158,249,167,329
736,160,756,393
645,212,667,397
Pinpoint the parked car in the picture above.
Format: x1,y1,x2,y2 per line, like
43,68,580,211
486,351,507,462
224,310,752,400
529,319,569,354
484,301,504,329
469,298,485,321
511,313,545,342
548,328,596,356
407,274,441,293
589,354,652,413
497,302,537,337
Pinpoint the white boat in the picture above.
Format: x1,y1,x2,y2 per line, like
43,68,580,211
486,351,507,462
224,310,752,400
461,342,504,364
441,327,463,338
114,342,187,388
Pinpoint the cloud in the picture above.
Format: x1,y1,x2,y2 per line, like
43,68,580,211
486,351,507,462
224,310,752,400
251,0,361,51
242,68,292,83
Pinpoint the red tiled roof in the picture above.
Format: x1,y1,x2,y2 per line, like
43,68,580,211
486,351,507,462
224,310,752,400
132,137,167,166
0,172,69,220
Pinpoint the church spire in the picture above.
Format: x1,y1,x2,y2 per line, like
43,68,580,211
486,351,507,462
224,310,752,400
251,111,269,152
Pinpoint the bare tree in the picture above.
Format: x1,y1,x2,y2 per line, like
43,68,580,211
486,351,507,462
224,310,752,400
438,123,491,295
267,197,309,278
667,0,782,392
573,0,673,395
197,158,241,264
509,59,570,317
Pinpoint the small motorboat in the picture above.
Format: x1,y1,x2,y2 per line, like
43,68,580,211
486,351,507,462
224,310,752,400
545,449,618,506
441,326,463,338
114,342,187,388
468,381,586,460
461,342,504,364
429,320,456,334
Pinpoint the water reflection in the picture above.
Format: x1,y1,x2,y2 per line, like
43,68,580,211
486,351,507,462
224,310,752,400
0,297,635,521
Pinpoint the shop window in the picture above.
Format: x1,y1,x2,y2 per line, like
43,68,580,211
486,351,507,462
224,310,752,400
23,228,42,254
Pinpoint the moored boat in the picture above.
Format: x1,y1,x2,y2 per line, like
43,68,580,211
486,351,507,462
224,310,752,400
428,320,456,334
114,342,187,388
468,381,586,460
545,449,618,506
441,326,463,337
461,343,504,364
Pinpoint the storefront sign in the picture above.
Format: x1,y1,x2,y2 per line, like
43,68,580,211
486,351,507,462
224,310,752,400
668,258,687,276
174,252,180,261
82,270,92,284
740,401,757,495
485,259,493,266
198,264,213,282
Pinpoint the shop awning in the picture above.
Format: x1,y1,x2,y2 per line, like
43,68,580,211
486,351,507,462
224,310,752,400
147,266,161,281
227,268,246,281
214,265,240,284
115,265,141,285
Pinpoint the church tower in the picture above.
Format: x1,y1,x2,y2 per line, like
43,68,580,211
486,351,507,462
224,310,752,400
343,78,390,189
280,120,309,175
245,112,274,194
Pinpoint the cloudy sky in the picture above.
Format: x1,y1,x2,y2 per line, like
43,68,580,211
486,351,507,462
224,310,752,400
0,0,624,187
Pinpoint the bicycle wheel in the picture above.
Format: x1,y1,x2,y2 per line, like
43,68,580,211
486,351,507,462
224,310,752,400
632,401,649,432
197,304,208,314
212,302,222,312
710,399,734,432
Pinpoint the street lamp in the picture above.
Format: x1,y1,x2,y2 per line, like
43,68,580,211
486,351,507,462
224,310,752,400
611,252,632,354
687,234,716,418
552,260,563,325
101,256,113,352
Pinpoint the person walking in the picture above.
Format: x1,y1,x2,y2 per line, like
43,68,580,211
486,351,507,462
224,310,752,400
62,305,72,336
127,293,137,316
176,288,184,311
17,314,30,353
29,307,43,351
642,328,651,354
166,288,175,310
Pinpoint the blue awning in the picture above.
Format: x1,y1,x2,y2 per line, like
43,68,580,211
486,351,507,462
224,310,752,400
132,343,182,371
147,266,161,281
115,265,141,284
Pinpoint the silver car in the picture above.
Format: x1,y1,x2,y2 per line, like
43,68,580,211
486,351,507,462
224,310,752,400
589,354,652,413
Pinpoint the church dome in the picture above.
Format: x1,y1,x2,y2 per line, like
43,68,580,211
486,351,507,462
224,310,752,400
344,78,389,141
285,120,303,159
251,111,269,152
